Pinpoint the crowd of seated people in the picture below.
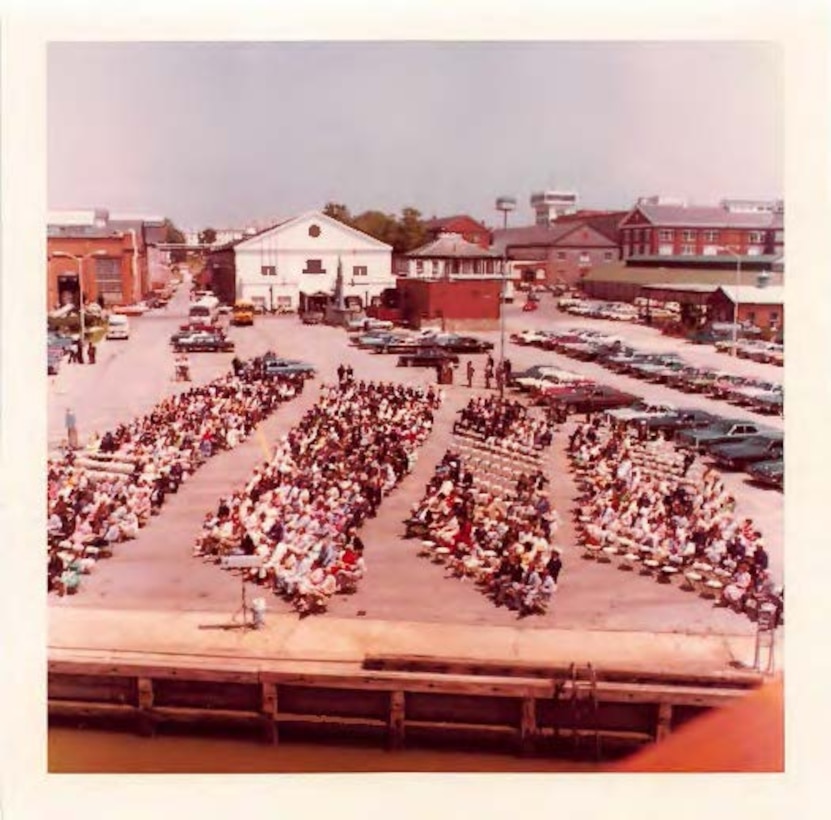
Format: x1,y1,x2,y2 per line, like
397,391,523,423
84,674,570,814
408,398,561,617
47,358,306,596
568,417,783,624
195,380,442,615
453,395,553,450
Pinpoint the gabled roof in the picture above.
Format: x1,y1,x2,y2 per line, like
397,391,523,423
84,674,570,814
407,233,498,258
715,285,784,305
229,211,393,251
621,203,782,230
491,221,618,252
424,214,490,233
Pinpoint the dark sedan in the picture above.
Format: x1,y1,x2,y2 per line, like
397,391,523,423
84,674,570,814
745,458,784,489
398,348,459,368
676,419,769,453
638,408,721,439
542,385,639,416
434,335,494,354
709,433,784,470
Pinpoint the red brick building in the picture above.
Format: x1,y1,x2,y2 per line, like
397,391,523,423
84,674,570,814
396,277,501,331
423,215,492,249
491,221,620,286
47,231,146,311
618,202,784,260
707,285,784,332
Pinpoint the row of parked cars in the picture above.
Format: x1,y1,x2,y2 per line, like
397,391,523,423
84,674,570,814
511,328,784,417
506,361,783,489
349,328,494,368
714,338,784,365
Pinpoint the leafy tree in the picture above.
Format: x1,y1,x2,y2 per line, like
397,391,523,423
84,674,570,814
163,218,187,262
351,210,400,248
396,207,428,253
198,227,218,245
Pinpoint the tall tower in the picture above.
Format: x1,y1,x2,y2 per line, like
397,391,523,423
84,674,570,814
530,190,578,226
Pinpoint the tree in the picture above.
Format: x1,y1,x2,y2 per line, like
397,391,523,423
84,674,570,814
323,202,353,225
351,210,400,248
198,227,218,245
163,218,187,263
396,207,427,253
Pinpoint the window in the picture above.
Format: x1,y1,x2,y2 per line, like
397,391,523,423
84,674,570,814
638,245,646,256
308,224,321,238
748,231,764,243
303,259,325,274
603,252,614,261
578,253,590,265
352,265,368,277
634,229,642,241
659,229,674,241
680,244,695,255
415,260,424,275
261,265,276,277
94,258,123,302
658,244,673,255
682,230,696,241
704,230,719,242
770,311,779,322
431,260,439,276
276,296,292,308
556,252,566,260
747,311,756,323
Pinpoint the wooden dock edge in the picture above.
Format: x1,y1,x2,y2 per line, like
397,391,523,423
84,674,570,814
47,649,761,760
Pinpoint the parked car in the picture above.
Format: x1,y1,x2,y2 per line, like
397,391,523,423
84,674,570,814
709,432,784,470
676,419,769,453
173,331,235,353
637,408,722,439
263,357,316,378
745,458,784,490
433,335,494,354
542,385,640,416
106,314,130,340
352,331,406,349
606,400,676,424
397,348,459,368
48,331,76,352
300,311,324,325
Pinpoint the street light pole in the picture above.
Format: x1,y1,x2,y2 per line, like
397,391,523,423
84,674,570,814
732,253,742,357
718,246,742,357
495,196,516,397
76,256,86,362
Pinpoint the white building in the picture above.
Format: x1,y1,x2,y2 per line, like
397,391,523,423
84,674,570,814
530,190,578,225
231,211,394,312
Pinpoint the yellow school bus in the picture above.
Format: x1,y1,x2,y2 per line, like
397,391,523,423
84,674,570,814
231,299,255,326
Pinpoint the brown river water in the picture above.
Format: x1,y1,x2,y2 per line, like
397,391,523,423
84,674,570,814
49,728,607,773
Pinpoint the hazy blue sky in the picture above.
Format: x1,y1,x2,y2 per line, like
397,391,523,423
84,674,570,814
48,41,782,230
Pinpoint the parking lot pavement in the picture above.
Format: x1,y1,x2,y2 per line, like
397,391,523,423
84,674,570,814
47,297,782,635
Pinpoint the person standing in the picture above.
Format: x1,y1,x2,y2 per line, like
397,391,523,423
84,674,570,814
87,341,97,364
466,359,475,388
65,408,78,450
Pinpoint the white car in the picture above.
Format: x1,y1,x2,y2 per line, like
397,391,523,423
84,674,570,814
606,401,676,423
106,314,130,340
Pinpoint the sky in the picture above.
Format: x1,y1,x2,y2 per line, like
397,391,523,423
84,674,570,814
47,41,783,231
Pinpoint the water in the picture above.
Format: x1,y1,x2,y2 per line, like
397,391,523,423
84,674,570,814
49,728,605,773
